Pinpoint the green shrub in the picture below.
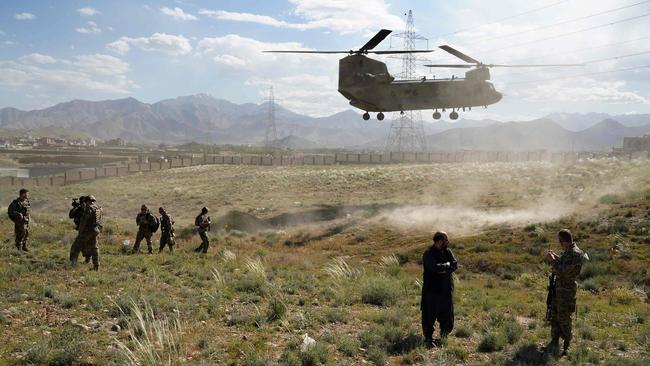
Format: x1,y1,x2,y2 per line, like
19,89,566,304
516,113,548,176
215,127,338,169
454,325,472,338
300,342,329,366
366,347,386,366
359,324,421,356
502,319,524,344
234,274,268,296
360,275,400,306
337,336,359,357
600,194,621,204
609,287,638,305
477,332,505,353
266,297,287,321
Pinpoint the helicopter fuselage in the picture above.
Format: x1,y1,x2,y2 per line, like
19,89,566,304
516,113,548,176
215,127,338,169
337,55,502,113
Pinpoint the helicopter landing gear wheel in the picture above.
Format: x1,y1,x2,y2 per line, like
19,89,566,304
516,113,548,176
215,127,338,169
377,112,385,121
432,111,441,120
450,111,459,120
362,112,370,121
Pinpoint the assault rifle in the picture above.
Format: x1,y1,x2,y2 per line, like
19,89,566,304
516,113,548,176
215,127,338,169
545,273,556,322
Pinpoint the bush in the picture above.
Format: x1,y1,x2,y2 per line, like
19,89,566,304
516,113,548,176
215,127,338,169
234,274,268,296
600,194,621,204
300,342,329,366
360,275,400,306
454,325,472,338
609,287,638,305
366,347,387,366
359,323,421,356
267,297,287,321
337,336,359,357
502,319,524,344
477,332,505,353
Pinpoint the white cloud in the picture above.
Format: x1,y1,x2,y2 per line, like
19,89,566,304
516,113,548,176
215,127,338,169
200,0,404,34
77,7,100,17
14,13,36,20
197,34,347,116
514,78,650,105
19,53,57,64
107,33,192,55
0,54,134,104
161,7,197,21
73,54,129,76
76,21,102,34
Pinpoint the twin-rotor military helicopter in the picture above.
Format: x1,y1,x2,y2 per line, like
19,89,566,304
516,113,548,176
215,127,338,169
265,29,580,121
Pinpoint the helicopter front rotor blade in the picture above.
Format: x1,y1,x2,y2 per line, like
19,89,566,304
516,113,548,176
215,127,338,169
262,50,352,54
360,29,392,52
372,50,433,54
487,63,585,67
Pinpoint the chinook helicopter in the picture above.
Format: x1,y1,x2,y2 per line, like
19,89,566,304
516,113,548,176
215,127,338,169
265,29,580,120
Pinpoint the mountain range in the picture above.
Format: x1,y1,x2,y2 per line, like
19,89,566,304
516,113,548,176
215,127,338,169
0,95,648,151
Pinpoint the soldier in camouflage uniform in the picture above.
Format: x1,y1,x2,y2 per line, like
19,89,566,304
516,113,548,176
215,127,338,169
7,188,31,251
544,229,589,355
194,207,211,253
158,207,175,253
133,204,156,254
70,195,103,270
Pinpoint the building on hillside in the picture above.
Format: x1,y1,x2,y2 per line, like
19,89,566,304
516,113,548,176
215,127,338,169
622,135,650,152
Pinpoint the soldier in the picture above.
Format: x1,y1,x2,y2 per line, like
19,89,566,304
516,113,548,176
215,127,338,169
70,195,103,270
194,207,211,253
158,207,175,253
68,195,92,263
544,229,588,356
133,204,157,254
421,231,458,348
7,188,31,251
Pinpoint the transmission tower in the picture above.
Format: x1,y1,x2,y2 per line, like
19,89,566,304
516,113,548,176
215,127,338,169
385,10,428,152
264,86,278,147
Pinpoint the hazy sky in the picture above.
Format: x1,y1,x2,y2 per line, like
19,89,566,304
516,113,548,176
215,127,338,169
1,0,649,120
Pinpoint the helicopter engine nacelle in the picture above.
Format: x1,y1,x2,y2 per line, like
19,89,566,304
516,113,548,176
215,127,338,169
465,67,490,81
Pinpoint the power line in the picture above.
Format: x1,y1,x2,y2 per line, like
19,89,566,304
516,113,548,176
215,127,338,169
482,12,650,53
506,64,650,85
473,0,650,44
432,0,571,39
510,33,650,64
503,49,650,77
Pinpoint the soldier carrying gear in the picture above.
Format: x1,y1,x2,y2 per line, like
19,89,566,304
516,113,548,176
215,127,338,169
421,231,458,349
158,207,175,253
194,206,211,253
544,229,589,356
70,195,103,270
7,188,31,251
69,196,88,231
133,204,158,254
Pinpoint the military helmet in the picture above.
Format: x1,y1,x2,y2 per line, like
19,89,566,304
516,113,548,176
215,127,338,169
201,206,209,213
141,204,148,211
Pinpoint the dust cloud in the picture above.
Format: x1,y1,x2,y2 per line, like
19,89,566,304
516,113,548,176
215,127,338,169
378,201,574,235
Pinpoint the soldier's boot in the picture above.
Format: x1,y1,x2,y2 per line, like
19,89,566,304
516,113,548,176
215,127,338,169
169,246,174,253
84,255,91,264
92,264,99,271
562,340,570,356
546,338,560,356
71,258,77,267
194,246,202,253
21,244,29,252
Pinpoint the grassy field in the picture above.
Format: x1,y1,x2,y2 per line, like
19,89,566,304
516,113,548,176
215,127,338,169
0,159,649,365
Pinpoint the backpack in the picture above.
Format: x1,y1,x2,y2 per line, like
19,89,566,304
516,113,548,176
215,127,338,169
149,215,160,233
195,214,202,227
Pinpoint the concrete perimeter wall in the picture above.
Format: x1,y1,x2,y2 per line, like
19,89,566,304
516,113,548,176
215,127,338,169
1,150,641,188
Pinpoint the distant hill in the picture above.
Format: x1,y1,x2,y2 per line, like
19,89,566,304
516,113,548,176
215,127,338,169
2,95,649,151
546,112,650,131
426,118,650,151
0,95,390,147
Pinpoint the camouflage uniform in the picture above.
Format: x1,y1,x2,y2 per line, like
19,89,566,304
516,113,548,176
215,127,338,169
8,197,31,251
70,199,103,270
549,243,588,350
159,212,175,253
195,211,211,253
133,209,155,253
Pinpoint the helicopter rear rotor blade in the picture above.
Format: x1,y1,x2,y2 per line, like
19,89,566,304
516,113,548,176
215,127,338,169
372,50,433,54
424,64,473,68
487,63,584,67
439,45,480,64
